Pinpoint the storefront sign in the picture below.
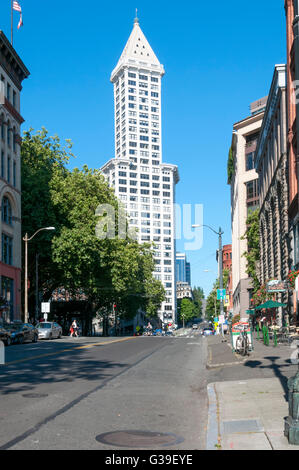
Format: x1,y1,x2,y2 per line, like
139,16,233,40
266,280,288,293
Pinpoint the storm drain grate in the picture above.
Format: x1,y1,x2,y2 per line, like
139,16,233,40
22,393,48,399
95,430,184,448
222,419,264,434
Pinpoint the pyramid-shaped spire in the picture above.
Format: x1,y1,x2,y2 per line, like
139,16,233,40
111,19,164,81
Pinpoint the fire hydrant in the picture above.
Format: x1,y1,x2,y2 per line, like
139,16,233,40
284,371,299,445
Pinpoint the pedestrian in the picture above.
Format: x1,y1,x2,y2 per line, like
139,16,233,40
72,319,78,337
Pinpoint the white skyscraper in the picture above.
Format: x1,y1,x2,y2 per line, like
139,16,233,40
101,16,179,325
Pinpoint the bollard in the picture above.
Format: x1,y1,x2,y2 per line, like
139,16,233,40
284,371,299,445
263,326,267,345
266,327,270,346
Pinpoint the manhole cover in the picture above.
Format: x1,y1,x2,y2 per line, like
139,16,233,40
95,430,184,448
222,419,263,434
22,393,48,399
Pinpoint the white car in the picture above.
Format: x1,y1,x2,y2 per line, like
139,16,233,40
192,324,198,330
37,322,62,340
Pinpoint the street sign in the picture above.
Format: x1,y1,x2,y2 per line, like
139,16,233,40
219,315,225,324
224,295,230,307
217,289,226,300
41,302,50,313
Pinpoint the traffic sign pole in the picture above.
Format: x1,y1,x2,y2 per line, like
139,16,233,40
218,227,225,338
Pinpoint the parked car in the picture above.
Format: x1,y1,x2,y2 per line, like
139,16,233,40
202,327,214,336
192,324,198,330
3,322,38,344
37,322,62,340
0,326,12,346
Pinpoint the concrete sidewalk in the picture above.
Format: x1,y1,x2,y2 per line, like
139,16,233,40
206,334,245,369
206,334,299,450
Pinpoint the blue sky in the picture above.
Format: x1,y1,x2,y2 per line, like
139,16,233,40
1,0,286,296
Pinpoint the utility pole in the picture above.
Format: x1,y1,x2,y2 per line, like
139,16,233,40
218,227,225,337
23,227,55,323
35,253,39,322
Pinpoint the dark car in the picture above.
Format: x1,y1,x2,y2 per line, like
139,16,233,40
0,326,12,346
3,322,38,344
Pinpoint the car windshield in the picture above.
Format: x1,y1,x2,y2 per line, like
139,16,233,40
37,323,52,329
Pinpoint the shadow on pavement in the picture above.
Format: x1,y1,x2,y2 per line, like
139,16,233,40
0,346,127,396
244,356,292,400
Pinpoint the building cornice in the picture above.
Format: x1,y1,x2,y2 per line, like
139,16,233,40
0,31,30,89
233,110,265,130
3,98,25,125
255,64,286,170
160,163,180,184
111,61,164,83
100,157,133,172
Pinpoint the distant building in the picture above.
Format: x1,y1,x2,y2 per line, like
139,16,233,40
0,31,29,322
186,261,191,285
176,281,192,300
229,97,267,318
101,17,179,325
176,253,191,284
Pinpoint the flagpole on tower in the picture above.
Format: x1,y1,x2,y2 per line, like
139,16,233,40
11,0,13,46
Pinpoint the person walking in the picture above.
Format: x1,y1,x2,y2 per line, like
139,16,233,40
72,319,78,337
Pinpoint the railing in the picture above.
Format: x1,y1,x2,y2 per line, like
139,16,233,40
255,324,299,346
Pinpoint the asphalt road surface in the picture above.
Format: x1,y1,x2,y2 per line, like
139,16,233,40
0,334,208,450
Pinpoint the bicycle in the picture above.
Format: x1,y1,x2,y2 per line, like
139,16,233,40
235,325,250,356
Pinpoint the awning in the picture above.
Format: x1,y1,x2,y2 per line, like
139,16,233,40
255,300,287,310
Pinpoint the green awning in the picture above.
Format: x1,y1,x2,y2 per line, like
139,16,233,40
255,300,287,310
246,309,255,315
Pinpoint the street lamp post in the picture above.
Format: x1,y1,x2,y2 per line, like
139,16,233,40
193,225,225,335
23,227,55,324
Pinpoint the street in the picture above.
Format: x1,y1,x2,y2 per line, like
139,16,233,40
0,334,208,450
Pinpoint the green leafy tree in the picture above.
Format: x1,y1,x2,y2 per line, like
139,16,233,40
227,146,235,184
178,298,195,327
50,165,165,320
241,209,260,293
21,128,74,307
205,269,230,321
192,286,205,317
22,129,165,329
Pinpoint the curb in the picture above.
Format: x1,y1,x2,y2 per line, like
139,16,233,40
206,383,220,450
206,359,245,369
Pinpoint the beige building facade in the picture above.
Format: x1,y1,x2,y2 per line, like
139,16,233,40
0,31,29,321
255,65,289,325
230,98,267,317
